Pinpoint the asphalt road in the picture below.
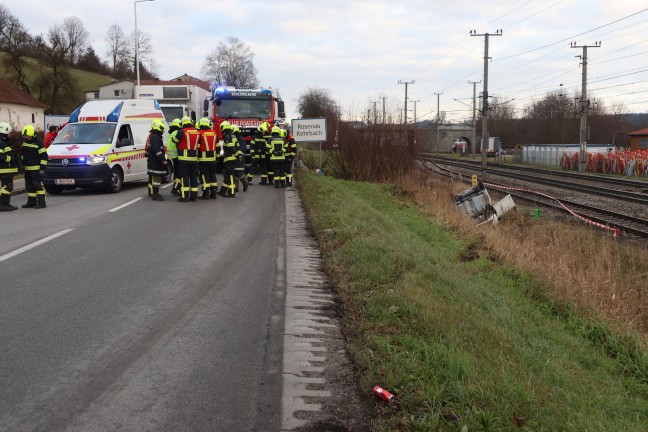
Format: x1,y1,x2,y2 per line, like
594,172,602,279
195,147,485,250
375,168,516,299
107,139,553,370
0,181,286,431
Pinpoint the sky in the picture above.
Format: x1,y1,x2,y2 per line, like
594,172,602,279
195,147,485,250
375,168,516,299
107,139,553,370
6,1,648,123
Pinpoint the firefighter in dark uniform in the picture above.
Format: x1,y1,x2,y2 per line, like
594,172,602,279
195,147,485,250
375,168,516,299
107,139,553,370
175,116,201,202
197,117,219,199
20,125,48,209
146,119,167,201
251,126,268,185
261,122,274,185
0,122,18,212
231,124,248,193
285,131,296,187
269,126,286,188
219,121,237,197
167,118,182,196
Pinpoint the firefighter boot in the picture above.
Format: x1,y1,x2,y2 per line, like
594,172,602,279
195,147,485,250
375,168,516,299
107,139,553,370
34,194,47,209
171,180,181,196
22,195,37,208
280,179,286,188
0,204,16,212
260,177,267,185
210,188,218,199
241,175,249,192
151,187,165,201
189,190,198,202
200,188,210,200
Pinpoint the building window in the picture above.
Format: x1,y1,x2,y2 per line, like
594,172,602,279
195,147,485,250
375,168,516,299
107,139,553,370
32,113,35,123
163,86,188,99
94,92,99,99
639,138,648,149
114,90,120,97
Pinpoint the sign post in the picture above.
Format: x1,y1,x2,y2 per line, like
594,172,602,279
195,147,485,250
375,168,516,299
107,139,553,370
291,118,327,172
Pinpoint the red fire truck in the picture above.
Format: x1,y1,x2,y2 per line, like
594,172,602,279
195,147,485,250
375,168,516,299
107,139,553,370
204,86,285,141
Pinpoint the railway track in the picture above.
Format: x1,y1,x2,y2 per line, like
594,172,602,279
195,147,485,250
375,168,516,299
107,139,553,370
418,157,648,240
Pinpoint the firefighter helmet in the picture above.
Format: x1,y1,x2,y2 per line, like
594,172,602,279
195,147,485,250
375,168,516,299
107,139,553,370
0,122,12,135
181,116,193,127
21,125,35,138
151,119,166,132
271,126,282,135
170,118,182,128
231,124,240,133
199,117,211,129
220,121,232,132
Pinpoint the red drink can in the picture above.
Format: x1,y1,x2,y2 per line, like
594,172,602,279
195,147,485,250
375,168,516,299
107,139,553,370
373,386,395,403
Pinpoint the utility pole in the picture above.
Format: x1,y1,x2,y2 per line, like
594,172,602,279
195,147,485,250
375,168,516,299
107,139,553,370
380,96,388,124
398,80,415,145
571,41,601,172
434,92,443,153
410,99,420,147
370,100,378,125
471,29,502,170
468,80,481,156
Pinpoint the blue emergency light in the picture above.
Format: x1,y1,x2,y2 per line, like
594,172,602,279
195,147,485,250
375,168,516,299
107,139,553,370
106,102,124,122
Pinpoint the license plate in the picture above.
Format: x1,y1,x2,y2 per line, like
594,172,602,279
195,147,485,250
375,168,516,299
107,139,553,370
55,179,75,185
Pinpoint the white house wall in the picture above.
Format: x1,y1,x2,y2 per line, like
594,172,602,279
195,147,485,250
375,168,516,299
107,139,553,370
0,103,46,132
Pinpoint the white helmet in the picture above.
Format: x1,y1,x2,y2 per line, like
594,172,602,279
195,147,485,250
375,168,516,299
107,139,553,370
0,122,12,135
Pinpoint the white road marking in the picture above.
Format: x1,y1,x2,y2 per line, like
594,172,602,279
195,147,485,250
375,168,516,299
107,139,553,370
0,228,74,263
108,197,143,213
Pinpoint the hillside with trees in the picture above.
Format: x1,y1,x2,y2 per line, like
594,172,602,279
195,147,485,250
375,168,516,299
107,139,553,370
0,4,157,114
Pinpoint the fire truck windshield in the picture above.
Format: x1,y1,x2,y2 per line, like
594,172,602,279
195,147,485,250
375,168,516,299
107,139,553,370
217,99,271,119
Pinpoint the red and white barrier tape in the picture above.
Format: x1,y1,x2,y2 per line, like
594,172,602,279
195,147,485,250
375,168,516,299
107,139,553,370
483,181,620,237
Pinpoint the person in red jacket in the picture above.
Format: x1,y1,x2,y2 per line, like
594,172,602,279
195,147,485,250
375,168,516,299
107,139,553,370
44,125,57,149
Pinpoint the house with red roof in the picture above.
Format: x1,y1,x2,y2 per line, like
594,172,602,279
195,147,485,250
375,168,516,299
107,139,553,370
628,128,648,151
0,77,48,132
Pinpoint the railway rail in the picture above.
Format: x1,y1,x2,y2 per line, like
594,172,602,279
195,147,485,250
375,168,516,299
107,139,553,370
418,156,648,240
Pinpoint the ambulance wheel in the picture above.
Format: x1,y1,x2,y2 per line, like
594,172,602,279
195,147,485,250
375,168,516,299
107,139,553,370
106,167,123,193
44,185,64,194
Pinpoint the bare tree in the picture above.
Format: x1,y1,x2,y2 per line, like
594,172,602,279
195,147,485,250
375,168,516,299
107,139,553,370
34,23,80,113
297,87,339,119
201,36,259,88
0,10,32,93
128,29,155,79
105,24,130,76
61,16,89,64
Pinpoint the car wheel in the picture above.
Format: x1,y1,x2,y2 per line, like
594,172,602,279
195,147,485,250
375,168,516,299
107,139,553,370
106,167,123,193
44,185,64,194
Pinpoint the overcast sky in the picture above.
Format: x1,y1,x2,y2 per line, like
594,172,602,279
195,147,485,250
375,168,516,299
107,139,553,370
7,1,648,123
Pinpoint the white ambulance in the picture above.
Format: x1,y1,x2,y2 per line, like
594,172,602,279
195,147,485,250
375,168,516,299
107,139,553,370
43,99,168,194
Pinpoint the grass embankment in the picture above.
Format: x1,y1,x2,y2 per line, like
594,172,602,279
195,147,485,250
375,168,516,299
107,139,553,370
296,168,648,431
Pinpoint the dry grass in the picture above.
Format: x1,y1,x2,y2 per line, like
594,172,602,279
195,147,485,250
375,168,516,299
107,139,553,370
398,169,648,341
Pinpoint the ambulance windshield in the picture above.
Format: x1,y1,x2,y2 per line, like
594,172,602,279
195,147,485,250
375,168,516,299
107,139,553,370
53,123,117,145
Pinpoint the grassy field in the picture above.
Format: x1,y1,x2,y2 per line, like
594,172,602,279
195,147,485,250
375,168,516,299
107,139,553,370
296,168,648,431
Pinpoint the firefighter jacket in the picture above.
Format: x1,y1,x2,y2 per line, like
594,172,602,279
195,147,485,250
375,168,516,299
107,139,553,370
233,132,245,168
198,129,219,162
176,126,200,162
167,127,179,159
286,137,297,158
252,132,266,160
21,136,48,171
147,131,167,175
0,135,18,174
222,132,238,164
269,135,286,161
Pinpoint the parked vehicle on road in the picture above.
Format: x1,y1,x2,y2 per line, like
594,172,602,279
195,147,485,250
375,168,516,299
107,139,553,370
43,99,168,194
